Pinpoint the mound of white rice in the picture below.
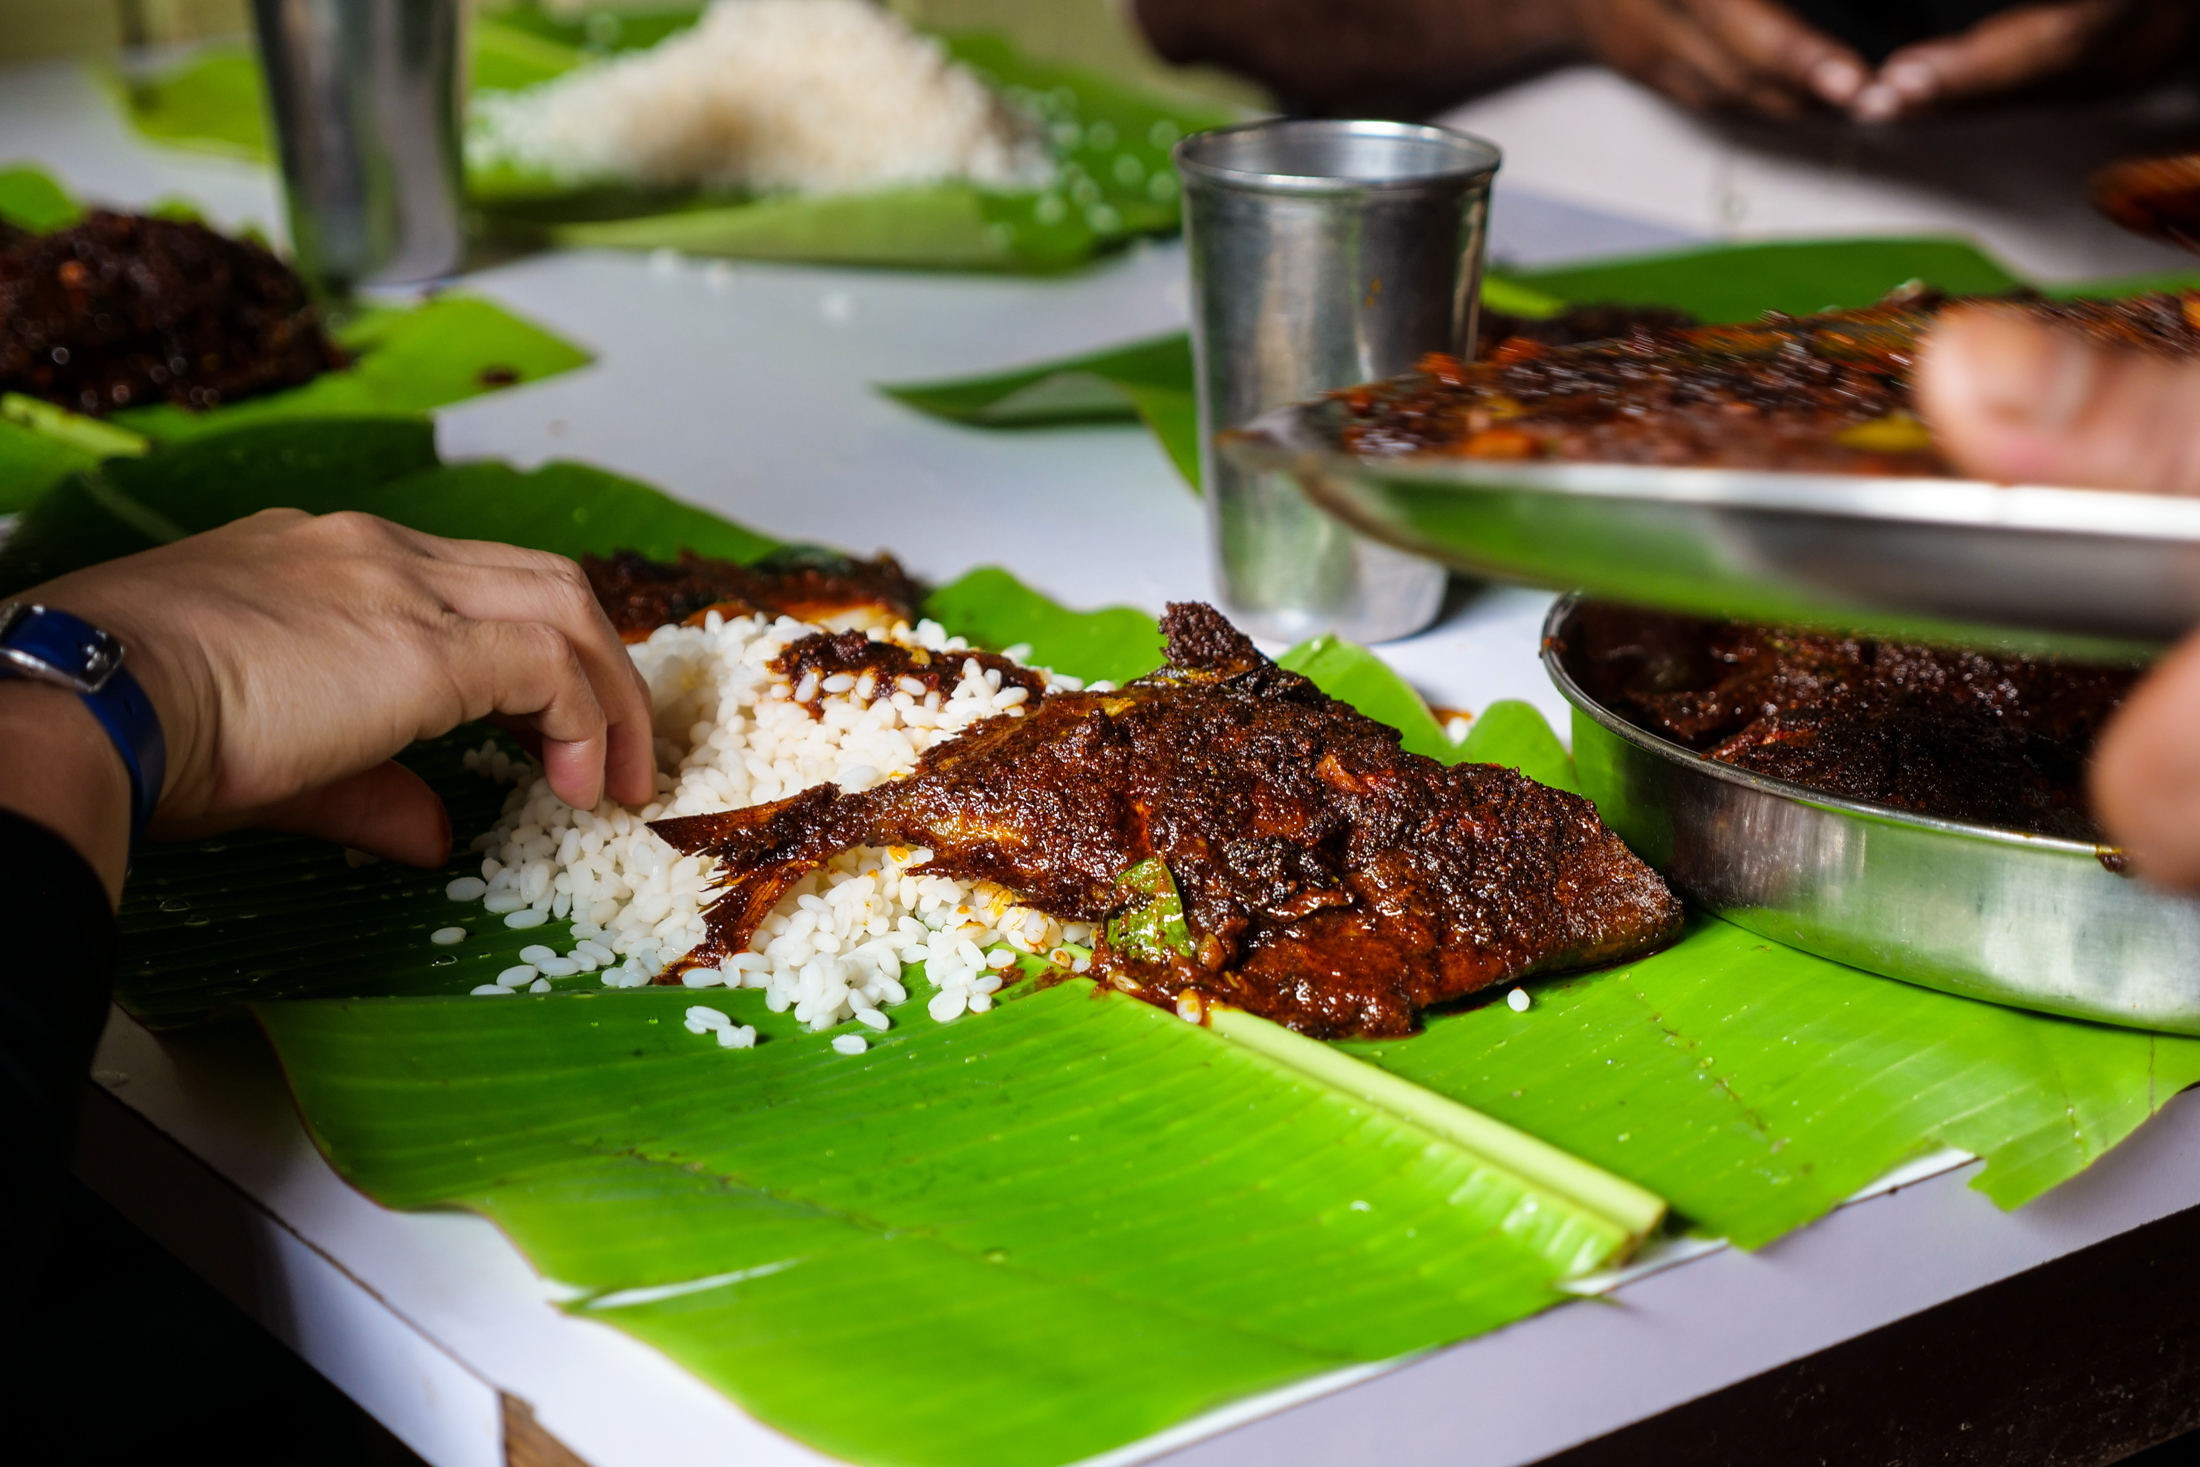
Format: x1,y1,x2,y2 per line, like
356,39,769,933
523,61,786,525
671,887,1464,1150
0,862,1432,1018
447,608,1101,1034
467,0,1049,196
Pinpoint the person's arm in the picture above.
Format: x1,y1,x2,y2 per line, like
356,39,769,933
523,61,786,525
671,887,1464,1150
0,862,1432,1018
1857,0,2200,122
1916,307,2200,890
31,508,656,864
1134,0,1870,117
1136,0,2195,123
0,683,131,901
0,696,127,1323
0,508,655,1296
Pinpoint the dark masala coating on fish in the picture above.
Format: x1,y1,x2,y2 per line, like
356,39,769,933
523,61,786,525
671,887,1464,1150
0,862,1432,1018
770,630,1045,710
1333,288,2200,474
1558,602,2138,840
653,602,1682,1039
1473,302,1699,357
0,210,342,415
583,546,925,641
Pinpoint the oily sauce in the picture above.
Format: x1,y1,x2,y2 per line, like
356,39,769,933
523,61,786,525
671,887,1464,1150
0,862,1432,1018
1558,602,2138,841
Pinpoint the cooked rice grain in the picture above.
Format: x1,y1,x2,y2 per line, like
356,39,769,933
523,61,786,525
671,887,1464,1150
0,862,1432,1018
452,610,1098,1032
467,0,1048,196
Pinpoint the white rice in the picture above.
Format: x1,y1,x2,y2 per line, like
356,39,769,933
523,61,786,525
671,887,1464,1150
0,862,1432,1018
447,609,1101,1035
467,0,1050,197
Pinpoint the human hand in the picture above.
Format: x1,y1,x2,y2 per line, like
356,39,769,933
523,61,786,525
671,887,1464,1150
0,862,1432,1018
1915,305,2200,496
1916,306,2200,888
1853,0,2197,122
27,510,655,870
1566,0,1872,116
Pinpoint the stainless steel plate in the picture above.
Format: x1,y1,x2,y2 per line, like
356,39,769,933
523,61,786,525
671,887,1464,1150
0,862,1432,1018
1228,401,2200,655
1542,595,2200,1035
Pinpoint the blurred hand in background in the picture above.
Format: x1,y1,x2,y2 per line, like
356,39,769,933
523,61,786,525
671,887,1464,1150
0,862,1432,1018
1919,306,2200,891
1136,0,2200,121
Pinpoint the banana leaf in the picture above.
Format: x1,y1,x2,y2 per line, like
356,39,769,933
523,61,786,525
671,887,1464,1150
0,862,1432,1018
106,15,1234,273
0,396,148,515
879,331,1201,484
876,235,2197,483
0,164,82,231
916,564,1165,685
93,16,598,165
1270,634,1579,792
1276,633,1460,761
111,295,593,444
1516,236,2022,323
0,419,772,595
538,30,1231,270
77,425,2200,1463
257,975,1648,1467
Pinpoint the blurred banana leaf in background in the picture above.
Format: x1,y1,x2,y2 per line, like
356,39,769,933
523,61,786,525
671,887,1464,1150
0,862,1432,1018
0,293,588,511
104,6,1236,272
880,330,1201,481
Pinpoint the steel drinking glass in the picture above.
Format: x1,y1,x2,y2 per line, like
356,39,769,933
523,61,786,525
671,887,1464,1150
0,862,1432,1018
1175,119,1500,643
252,0,468,292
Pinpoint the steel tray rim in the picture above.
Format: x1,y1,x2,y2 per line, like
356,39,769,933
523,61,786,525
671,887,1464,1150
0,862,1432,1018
1232,403,2200,541
1224,401,2200,652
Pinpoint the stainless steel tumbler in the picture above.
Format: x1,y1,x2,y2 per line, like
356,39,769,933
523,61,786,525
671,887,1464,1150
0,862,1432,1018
252,0,468,291
1176,120,1500,643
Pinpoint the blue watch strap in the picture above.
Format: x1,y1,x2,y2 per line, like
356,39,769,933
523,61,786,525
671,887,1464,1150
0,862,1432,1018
0,603,167,840
81,663,166,841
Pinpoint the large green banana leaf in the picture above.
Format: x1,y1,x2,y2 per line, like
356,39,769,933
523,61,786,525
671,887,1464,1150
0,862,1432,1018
878,235,2200,486
106,11,1233,273
259,977,1650,1467
70,419,2200,1463
0,419,769,594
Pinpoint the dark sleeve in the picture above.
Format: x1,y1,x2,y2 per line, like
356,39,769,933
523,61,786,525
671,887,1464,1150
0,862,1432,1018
0,808,117,1306
1133,0,1579,117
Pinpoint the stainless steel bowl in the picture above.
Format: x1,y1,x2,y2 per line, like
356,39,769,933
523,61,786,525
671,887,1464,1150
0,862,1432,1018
1542,595,2200,1035
1225,400,2200,658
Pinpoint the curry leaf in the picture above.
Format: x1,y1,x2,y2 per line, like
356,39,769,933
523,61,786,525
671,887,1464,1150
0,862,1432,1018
1105,856,1193,964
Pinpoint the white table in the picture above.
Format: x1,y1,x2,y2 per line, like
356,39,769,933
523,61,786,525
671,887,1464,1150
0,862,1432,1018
13,53,2200,1467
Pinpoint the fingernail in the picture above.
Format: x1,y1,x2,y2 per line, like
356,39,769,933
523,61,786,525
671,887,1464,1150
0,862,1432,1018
1882,59,1936,101
1954,316,2101,432
1811,57,1864,104
1851,83,1900,122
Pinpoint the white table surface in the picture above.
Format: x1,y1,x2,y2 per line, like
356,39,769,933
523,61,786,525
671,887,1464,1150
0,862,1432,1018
12,51,2200,1467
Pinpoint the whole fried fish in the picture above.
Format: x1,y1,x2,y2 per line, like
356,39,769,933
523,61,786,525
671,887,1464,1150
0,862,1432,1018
654,603,1682,1039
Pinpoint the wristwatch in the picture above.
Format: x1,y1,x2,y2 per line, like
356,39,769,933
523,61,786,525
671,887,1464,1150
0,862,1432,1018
0,602,167,840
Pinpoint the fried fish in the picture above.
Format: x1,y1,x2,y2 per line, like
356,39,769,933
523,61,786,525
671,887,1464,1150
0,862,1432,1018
653,602,1681,1038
